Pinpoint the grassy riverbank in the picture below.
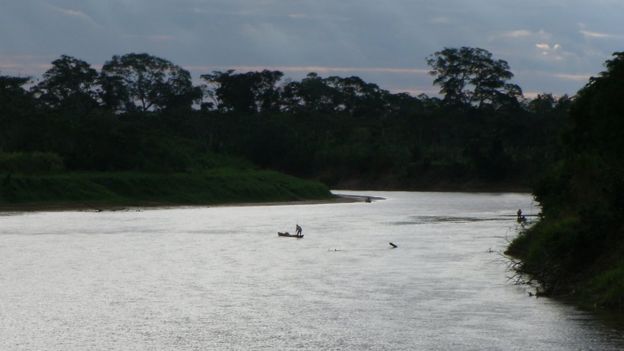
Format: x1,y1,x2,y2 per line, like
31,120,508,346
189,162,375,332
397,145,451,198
506,220,624,311
0,169,332,211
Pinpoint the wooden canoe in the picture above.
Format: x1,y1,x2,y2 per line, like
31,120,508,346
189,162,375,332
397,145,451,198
277,232,304,238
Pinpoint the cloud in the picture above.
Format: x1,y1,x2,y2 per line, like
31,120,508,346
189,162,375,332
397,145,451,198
389,87,439,96
430,17,451,24
286,13,350,21
0,62,51,76
124,34,177,43
500,30,533,38
552,73,592,81
148,35,176,42
185,65,429,75
188,7,350,22
495,29,550,40
2,0,621,97
287,13,308,19
55,8,87,18
522,91,542,99
48,6,100,27
579,29,623,39
535,43,549,50
0,55,55,76
536,43,561,51
535,43,566,61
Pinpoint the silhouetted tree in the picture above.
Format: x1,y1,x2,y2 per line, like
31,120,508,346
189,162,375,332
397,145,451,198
281,73,391,116
527,93,556,114
100,53,199,113
0,75,32,150
281,73,339,113
427,47,522,109
201,70,283,113
0,49,566,189
0,75,30,107
32,55,99,112
324,76,388,116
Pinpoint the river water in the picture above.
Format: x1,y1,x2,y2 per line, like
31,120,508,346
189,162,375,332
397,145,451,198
1,191,623,350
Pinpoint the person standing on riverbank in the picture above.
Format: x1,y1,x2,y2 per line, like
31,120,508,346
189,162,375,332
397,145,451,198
517,209,527,224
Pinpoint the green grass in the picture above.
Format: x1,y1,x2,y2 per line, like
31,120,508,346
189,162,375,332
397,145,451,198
0,169,332,208
585,262,624,309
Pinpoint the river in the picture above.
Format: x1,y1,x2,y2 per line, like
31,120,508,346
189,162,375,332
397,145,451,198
1,191,622,350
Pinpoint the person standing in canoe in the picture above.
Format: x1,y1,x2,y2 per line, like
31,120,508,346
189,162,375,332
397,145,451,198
295,224,302,237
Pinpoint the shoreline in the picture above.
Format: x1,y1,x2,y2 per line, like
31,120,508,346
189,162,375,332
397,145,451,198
333,184,532,193
0,187,537,213
0,194,368,213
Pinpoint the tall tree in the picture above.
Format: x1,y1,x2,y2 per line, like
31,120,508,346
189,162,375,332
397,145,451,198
427,47,522,108
0,75,30,107
201,70,283,113
32,55,99,111
324,76,388,116
281,73,339,113
0,75,33,150
281,73,389,115
100,53,200,113
527,93,556,114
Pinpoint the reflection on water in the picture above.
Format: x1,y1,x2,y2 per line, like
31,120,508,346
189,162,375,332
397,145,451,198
392,215,508,225
0,191,622,350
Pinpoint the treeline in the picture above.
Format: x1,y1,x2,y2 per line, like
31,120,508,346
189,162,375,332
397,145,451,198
507,52,624,310
0,48,570,188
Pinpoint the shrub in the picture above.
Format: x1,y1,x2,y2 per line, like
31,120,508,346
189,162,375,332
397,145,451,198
0,152,64,174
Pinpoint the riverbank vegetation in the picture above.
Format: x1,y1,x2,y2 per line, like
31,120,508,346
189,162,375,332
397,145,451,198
0,48,567,206
0,169,331,209
506,52,624,311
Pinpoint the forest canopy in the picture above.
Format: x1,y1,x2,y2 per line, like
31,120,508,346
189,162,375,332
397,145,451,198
506,52,624,310
0,48,570,189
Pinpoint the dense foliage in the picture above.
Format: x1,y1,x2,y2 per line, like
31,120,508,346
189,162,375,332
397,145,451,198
507,53,624,310
0,170,330,207
427,47,522,108
0,49,568,190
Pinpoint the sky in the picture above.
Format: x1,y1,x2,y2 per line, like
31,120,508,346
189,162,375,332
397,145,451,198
1,0,624,97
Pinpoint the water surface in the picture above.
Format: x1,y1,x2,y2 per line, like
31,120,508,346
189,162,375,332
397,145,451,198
1,192,622,350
